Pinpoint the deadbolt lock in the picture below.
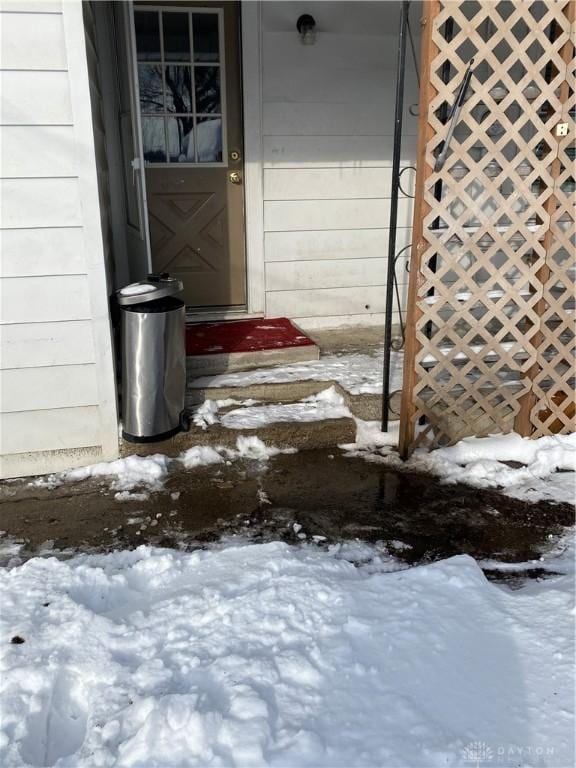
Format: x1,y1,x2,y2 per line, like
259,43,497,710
229,150,241,161
228,171,242,184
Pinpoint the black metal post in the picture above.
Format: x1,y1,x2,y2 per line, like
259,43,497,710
382,0,409,432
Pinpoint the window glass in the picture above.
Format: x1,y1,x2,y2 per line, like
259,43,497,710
167,117,195,162
164,66,193,113
136,10,224,164
142,116,166,162
195,66,220,114
163,12,191,62
135,11,160,61
196,116,222,162
193,13,219,62
138,64,164,112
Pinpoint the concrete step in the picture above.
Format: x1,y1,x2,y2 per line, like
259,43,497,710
186,344,319,378
120,415,357,459
187,379,401,421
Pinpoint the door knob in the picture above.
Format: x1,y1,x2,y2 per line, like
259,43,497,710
228,171,242,184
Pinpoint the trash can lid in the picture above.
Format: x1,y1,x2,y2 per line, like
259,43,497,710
117,274,183,306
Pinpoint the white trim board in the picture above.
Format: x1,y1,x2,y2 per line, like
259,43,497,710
241,0,265,315
61,0,119,461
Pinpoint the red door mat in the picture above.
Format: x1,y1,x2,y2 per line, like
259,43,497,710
186,317,315,355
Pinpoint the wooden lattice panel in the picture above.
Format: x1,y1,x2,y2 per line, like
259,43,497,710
529,28,576,436
401,0,576,453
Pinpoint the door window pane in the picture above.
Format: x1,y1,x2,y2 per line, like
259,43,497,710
195,66,220,113
135,11,160,61
163,12,191,62
167,117,195,162
142,116,166,162
164,66,193,113
138,64,164,112
193,13,219,62
136,10,224,164
196,116,222,162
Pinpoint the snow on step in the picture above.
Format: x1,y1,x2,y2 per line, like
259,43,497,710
191,350,404,396
0,542,573,767
221,387,351,429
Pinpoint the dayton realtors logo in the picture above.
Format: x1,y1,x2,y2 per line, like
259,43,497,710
462,741,556,765
462,742,494,765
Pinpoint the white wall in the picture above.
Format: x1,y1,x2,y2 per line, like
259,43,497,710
0,0,119,478
260,1,420,329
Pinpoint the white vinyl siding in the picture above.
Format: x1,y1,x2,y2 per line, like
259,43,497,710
0,1,62,12
1,126,78,177
0,276,92,324
0,321,96,369
266,258,403,293
265,229,412,263
264,168,416,201
260,1,419,328
264,199,413,233
263,134,418,169
1,178,83,228
0,10,67,69
1,228,87,276
1,408,102,455
0,0,118,479
267,286,392,320
0,71,73,124
1,365,100,412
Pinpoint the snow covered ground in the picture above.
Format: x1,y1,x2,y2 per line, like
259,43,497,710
28,408,575,507
5,361,574,766
189,388,576,507
1,540,573,768
29,437,295,501
410,432,576,506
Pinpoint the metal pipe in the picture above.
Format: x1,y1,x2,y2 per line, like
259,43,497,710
382,0,409,432
434,59,474,172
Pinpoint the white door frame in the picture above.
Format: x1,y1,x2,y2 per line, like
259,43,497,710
126,1,153,276
127,0,265,320
238,0,265,318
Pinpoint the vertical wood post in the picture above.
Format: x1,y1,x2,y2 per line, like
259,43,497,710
398,0,440,459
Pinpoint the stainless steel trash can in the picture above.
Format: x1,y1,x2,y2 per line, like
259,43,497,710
117,274,186,442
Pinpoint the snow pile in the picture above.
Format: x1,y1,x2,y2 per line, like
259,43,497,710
1,543,573,767
28,437,294,497
193,398,258,430
64,455,171,491
189,386,352,432
192,398,224,428
221,386,351,429
418,432,576,504
191,350,404,396
180,446,225,469
341,419,400,459
234,435,296,459
181,437,296,468
119,283,155,296
31,454,171,495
